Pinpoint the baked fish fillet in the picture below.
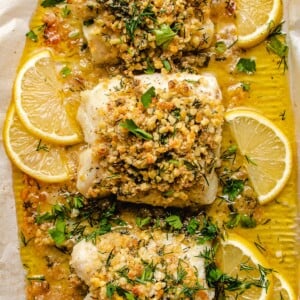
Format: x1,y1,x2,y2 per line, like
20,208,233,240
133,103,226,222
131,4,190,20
81,0,214,66
71,229,214,300
77,73,224,207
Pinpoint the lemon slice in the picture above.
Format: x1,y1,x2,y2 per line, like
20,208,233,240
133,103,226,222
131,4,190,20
14,50,81,145
225,109,292,204
3,105,69,183
272,272,297,300
217,233,273,300
236,0,283,48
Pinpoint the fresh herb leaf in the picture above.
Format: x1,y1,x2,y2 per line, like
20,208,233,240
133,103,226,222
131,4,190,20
223,178,244,201
236,58,256,74
215,41,227,54
198,217,219,244
41,0,65,7
187,218,199,235
226,213,256,229
125,4,156,40
176,260,187,284
241,82,250,91
61,5,71,17
60,66,71,78
266,36,288,71
49,218,66,245
36,212,54,224
165,215,183,230
106,282,116,298
137,261,155,283
26,30,38,42
154,24,176,48
145,59,155,74
120,119,153,140
136,217,151,228
141,86,155,108
162,59,171,71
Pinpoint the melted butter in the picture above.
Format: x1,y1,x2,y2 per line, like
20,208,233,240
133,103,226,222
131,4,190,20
11,2,298,298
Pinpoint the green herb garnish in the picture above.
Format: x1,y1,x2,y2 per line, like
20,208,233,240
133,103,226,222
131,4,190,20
236,58,256,74
266,35,288,71
165,215,183,230
215,41,227,54
136,217,151,228
61,5,71,17
241,82,251,91
48,218,66,245
154,24,176,48
60,66,71,78
26,30,38,42
223,178,244,201
141,86,155,108
162,59,172,71
41,0,65,7
120,119,153,140
125,4,156,40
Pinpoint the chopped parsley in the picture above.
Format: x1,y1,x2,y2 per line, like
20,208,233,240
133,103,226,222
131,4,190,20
222,178,244,202
49,218,66,245
35,196,126,245
141,86,155,108
61,5,71,18
154,24,176,49
60,66,71,78
186,218,199,235
241,81,251,91
226,213,256,229
266,35,288,71
120,119,153,140
162,59,172,71
26,30,38,42
236,58,256,74
136,216,151,228
215,41,227,54
41,0,65,7
145,59,155,74
165,215,183,230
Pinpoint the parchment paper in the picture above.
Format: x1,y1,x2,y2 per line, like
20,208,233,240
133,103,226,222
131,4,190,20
0,1,299,299
0,1,36,299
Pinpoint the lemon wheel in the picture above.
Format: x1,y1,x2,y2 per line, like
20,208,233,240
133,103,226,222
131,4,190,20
3,105,69,183
225,108,292,204
217,233,274,300
14,50,81,145
236,0,283,48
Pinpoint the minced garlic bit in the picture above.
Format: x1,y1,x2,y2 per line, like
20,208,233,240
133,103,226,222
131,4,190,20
77,73,224,207
81,0,214,71
71,230,214,300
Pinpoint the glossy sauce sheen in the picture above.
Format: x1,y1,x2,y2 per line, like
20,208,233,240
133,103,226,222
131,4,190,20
12,0,298,298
